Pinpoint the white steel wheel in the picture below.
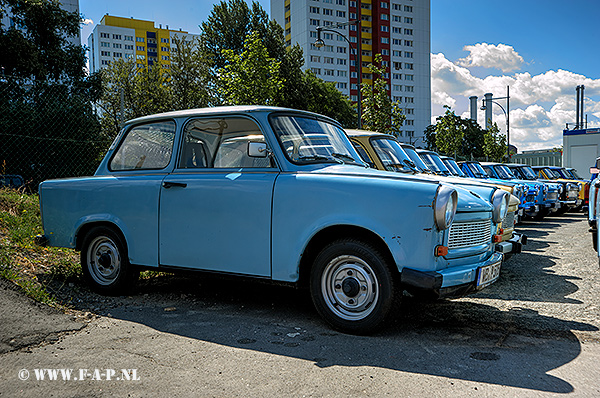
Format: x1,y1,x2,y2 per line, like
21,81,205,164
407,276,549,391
310,239,395,334
81,226,137,295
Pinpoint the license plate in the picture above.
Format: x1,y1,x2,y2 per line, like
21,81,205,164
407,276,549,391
534,205,539,212
476,261,501,289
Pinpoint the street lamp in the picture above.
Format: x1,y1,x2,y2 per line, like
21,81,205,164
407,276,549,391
314,20,361,128
481,86,510,159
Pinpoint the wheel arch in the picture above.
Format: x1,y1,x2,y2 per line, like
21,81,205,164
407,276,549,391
75,221,128,253
297,224,397,289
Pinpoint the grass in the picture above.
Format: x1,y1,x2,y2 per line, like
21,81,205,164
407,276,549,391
0,188,81,306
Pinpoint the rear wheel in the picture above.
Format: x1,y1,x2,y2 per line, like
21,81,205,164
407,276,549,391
310,239,395,334
81,226,138,295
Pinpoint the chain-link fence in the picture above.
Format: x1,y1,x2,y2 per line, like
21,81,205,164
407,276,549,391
0,76,113,191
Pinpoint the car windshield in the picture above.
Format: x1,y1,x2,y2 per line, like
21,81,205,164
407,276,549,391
370,138,414,173
568,169,583,179
494,165,517,179
419,152,451,175
401,146,431,172
465,162,489,178
555,168,572,179
270,115,363,165
442,158,466,177
517,166,538,180
543,168,562,179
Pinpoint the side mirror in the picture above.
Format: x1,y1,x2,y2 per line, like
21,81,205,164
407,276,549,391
248,141,268,158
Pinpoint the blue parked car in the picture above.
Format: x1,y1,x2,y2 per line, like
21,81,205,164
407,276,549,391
37,106,507,334
505,163,562,218
460,160,535,219
480,162,553,220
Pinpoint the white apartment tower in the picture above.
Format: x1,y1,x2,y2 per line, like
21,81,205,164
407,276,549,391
271,0,431,143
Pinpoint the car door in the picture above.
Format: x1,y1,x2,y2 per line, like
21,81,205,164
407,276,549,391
158,116,278,277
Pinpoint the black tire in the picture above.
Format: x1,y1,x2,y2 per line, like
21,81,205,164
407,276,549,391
80,226,138,295
309,239,395,334
533,208,549,221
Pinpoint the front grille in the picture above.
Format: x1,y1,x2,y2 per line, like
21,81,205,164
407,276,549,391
448,220,492,250
547,192,558,201
502,211,516,229
526,195,535,203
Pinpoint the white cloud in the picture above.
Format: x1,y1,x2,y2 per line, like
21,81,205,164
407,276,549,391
457,43,524,73
432,50,600,151
82,18,94,25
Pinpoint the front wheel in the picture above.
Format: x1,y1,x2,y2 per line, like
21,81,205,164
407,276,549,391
80,226,138,295
310,239,395,334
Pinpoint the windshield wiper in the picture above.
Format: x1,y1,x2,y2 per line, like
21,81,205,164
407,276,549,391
298,154,342,164
331,152,357,164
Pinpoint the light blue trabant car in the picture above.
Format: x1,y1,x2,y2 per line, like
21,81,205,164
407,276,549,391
38,106,506,334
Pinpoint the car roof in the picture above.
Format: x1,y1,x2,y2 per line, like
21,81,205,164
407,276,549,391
345,129,391,138
416,149,435,155
125,105,338,126
479,162,502,166
399,142,416,150
506,163,528,167
439,155,455,161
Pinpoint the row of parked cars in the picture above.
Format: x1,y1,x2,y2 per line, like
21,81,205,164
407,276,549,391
35,106,589,334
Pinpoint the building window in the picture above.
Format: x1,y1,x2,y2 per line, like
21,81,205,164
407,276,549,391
337,58,347,65
381,25,389,32
381,37,389,44
337,82,347,89
113,43,122,49
336,0,346,5
338,70,347,77
125,44,134,50
361,15,372,21
406,131,414,137
392,27,401,34
114,52,122,58
362,73,372,80
162,55,169,61
361,2,372,9
404,29,413,35
405,40,413,47
101,51,110,57
136,37,145,42
405,74,414,81
100,32,109,38
393,73,402,80
161,38,169,43
161,46,169,52
101,60,110,65
311,68,321,75
112,34,122,40
393,62,402,70
405,51,413,58
310,6,320,13
405,85,414,92
125,53,134,59
405,17,413,24
404,5,413,12
323,8,333,16
393,4,401,10
381,14,389,20
324,45,334,52
324,32,334,40
393,39,401,45
350,1,357,6
361,26,372,33
361,50,371,56
311,55,321,62
393,50,401,57
137,55,146,60
336,10,346,17
361,38,372,45
381,2,388,8
137,46,145,51
351,83,358,90
393,85,402,91
100,41,110,47
324,69,335,76
310,19,320,26
406,108,414,115
324,57,334,64
381,49,389,56
394,96,402,102
405,97,414,103
393,15,401,22
405,63,414,70
125,35,133,41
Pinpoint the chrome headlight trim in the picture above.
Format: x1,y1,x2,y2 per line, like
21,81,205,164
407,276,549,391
434,184,458,230
492,190,510,223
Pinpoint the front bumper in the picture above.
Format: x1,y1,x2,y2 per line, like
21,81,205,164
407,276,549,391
522,203,539,216
495,232,527,257
400,252,503,298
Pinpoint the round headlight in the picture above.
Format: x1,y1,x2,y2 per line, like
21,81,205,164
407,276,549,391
578,182,583,191
434,185,458,230
492,190,510,223
559,185,564,194
543,184,548,194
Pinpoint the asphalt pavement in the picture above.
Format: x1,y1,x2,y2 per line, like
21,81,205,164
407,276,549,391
0,212,599,397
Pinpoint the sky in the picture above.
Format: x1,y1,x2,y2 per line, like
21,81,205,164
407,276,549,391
79,0,600,152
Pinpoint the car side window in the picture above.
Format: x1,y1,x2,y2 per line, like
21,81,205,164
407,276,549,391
179,117,274,169
110,120,176,171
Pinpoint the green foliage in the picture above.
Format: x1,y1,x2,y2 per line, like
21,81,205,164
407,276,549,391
218,31,283,105
434,106,464,156
0,0,85,83
423,124,437,151
169,35,214,110
303,70,357,128
483,122,508,161
360,54,405,136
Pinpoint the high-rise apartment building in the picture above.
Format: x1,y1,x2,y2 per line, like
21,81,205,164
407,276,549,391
271,0,430,143
87,15,199,74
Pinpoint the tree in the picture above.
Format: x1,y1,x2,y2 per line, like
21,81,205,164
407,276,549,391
483,121,507,161
169,35,214,110
423,124,437,151
434,106,464,156
218,31,283,106
303,70,357,128
0,0,85,83
360,54,405,136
